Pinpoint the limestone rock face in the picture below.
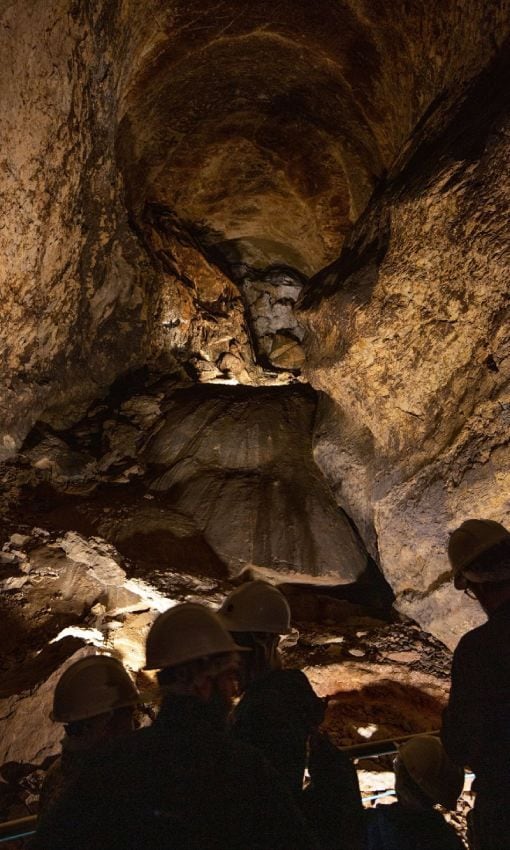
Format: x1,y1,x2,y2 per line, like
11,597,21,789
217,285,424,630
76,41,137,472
0,643,93,768
233,266,306,370
1,377,370,586
0,0,509,651
143,385,367,580
0,0,158,457
118,0,507,276
141,209,256,382
0,527,165,771
1,0,507,459
301,55,510,647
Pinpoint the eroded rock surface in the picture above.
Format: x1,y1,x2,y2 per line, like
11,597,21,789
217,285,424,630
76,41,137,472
2,378,369,585
143,384,366,580
0,6,509,830
301,52,510,647
1,0,507,456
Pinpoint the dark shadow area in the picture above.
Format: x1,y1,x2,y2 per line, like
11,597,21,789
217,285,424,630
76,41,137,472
112,527,229,581
0,637,85,701
274,557,395,622
390,36,510,196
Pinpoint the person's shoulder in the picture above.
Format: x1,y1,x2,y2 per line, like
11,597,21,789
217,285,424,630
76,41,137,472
76,723,163,777
271,668,312,687
38,756,64,811
241,668,324,725
262,668,318,698
222,724,291,781
454,619,489,657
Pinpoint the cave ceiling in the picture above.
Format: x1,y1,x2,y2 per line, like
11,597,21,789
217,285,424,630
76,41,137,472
116,0,504,275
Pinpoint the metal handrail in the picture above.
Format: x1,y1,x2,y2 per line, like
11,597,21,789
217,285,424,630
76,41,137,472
0,730,457,844
342,729,440,760
0,814,37,842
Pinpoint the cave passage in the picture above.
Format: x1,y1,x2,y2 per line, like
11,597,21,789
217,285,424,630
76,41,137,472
0,0,509,840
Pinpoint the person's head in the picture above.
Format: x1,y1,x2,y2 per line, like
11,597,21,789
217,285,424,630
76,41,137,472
448,519,510,614
52,655,139,742
395,736,464,811
145,603,247,717
217,581,291,687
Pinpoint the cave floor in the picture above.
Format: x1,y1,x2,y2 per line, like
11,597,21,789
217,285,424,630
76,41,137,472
0,373,471,839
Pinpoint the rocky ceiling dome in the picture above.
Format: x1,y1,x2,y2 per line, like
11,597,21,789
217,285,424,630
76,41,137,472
117,0,507,274
1,0,507,442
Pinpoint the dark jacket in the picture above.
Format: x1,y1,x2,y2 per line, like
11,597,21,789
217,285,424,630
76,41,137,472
441,599,510,792
303,732,364,850
232,669,363,849
364,803,463,850
38,733,98,814
33,695,317,850
231,669,325,793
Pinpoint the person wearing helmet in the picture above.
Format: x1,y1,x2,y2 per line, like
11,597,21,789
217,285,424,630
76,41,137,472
34,602,317,850
364,735,464,850
38,654,139,814
218,580,324,790
441,519,510,850
218,580,364,850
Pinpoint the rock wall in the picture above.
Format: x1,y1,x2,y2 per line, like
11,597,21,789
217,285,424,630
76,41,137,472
2,0,507,462
1,0,509,648
143,384,367,580
0,0,158,458
301,49,510,647
3,378,369,584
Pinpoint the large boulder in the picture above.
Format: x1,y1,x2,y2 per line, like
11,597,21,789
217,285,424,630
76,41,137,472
143,385,368,582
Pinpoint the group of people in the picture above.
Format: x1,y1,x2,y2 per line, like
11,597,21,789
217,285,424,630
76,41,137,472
30,518,510,849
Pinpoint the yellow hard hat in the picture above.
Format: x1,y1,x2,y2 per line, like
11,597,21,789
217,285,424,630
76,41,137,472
144,603,249,671
217,580,291,634
52,655,139,723
399,735,464,809
448,519,510,589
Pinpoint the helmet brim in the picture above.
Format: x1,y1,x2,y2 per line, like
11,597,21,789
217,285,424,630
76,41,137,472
455,562,510,589
453,572,467,590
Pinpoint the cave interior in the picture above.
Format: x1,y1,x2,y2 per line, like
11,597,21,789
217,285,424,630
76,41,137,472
0,0,509,833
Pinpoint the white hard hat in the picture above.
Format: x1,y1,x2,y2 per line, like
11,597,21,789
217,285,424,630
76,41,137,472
399,735,464,810
144,603,248,670
52,655,139,724
217,581,291,635
448,519,510,589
